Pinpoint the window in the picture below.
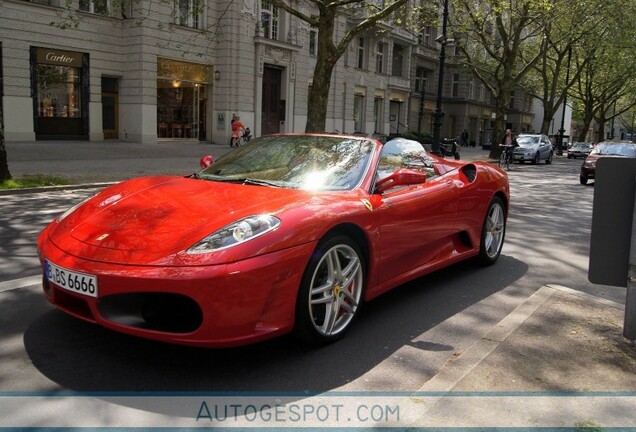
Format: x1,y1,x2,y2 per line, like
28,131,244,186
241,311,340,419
261,1,279,40
354,94,365,133
37,65,82,118
392,44,404,77
468,77,475,100
418,26,432,46
357,38,365,69
174,0,201,28
375,42,385,74
374,98,383,133
452,73,459,97
509,91,515,109
79,0,110,15
479,84,485,102
309,27,317,56
415,67,427,92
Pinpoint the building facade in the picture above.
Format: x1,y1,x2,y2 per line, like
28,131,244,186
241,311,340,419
1,0,536,146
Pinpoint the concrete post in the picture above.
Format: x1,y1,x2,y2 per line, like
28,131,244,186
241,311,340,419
625,177,636,340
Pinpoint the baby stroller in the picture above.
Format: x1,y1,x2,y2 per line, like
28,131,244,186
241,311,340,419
240,127,252,145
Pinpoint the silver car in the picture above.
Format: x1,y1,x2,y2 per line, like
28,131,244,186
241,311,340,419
512,134,554,164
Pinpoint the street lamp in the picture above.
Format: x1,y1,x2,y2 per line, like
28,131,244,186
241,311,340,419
557,47,572,156
431,0,453,156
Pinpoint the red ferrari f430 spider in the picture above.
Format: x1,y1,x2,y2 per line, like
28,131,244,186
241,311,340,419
38,134,509,347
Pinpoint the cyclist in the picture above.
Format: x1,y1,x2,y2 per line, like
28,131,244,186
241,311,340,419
500,129,518,169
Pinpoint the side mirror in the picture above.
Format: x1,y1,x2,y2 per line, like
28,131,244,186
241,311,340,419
375,168,427,194
200,155,214,168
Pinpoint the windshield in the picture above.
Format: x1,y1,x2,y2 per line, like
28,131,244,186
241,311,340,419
517,136,540,147
590,143,636,157
197,135,375,191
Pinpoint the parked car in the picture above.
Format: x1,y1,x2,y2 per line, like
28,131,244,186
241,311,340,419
580,141,636,185
568,142,593,159
38,134,510,348
512,134,554,164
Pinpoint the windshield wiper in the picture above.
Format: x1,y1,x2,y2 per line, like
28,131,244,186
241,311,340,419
206,177,282,187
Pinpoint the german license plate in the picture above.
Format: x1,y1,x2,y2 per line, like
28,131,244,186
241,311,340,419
46,261,98,297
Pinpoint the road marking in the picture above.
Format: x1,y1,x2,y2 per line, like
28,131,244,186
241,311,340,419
0,275,41,293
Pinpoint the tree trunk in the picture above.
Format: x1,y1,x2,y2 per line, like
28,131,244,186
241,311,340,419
305,55,338,133
305,8,338,133
0,104,11,182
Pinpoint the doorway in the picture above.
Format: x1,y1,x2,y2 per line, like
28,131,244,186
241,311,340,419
102,77,119,139
262,66,283,135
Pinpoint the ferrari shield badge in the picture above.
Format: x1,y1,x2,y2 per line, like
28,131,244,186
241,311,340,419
361,198,374,212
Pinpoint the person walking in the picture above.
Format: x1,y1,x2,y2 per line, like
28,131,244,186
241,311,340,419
460,129,469,147
231,116,246,147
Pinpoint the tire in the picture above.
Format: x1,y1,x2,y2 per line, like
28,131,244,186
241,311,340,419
580,175,588,185
294,234,365,344
532,152,540,165
478,196,506,266
546,152,553,164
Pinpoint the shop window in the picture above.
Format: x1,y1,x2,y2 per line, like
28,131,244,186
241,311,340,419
174,0,201,29
37,65,81,119
79,0,110,15
261,0,279,40
157,79,206,139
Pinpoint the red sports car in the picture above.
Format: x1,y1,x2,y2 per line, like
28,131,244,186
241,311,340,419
37,134,509,347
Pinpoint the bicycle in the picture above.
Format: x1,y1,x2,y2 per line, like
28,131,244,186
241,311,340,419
499,145,515,171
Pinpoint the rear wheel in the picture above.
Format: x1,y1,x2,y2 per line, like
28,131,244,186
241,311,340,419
478,197,506,265
294,235,365,344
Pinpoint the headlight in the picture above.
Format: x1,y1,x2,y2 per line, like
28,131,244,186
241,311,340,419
187,215,281,254
584,160,596,168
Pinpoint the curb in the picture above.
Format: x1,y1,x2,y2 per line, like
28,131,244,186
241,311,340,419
0,182,117,196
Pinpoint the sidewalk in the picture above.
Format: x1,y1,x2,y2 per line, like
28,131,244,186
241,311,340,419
3,138,635,427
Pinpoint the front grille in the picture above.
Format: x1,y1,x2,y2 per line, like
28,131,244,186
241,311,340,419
98,293,203,333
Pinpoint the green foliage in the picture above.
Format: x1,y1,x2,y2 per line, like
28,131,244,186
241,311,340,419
0,175,67,190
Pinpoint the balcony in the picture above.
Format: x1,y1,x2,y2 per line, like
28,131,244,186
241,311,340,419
388,75,410,90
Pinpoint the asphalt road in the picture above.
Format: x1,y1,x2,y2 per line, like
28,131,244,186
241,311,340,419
0,154,625,426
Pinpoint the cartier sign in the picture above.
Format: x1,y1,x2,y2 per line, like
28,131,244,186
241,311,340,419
37,48,83,68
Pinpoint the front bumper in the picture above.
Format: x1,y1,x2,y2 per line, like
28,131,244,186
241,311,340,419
38,235,315,347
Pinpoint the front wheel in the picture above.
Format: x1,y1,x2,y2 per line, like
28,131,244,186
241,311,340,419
532,153,540,165
580,175,588,185
294,235,365,344
546,152,553,164
478,197,506,265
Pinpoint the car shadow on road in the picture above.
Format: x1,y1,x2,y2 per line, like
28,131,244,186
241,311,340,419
22,254,528,399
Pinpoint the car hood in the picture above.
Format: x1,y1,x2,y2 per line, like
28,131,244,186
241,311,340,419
516,144,539,151
47,176,340,265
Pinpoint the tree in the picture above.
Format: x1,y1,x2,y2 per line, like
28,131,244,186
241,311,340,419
450,0,552,158
568,0,636,142
0,105,10,182
268,0,430,132
522,0,605,137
